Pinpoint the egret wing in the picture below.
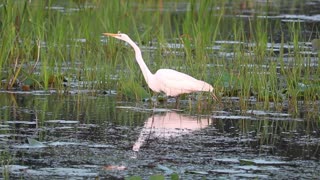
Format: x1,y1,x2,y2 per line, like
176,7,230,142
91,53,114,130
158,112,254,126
154,69,212,96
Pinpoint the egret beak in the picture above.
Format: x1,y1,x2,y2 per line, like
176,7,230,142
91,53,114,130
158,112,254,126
103,33,119,37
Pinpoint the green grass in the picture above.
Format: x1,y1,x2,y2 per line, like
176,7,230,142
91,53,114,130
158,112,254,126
0,151,11,180
0,0,319,116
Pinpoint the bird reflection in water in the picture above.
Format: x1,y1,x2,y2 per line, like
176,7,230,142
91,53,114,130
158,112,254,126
133,111,211,151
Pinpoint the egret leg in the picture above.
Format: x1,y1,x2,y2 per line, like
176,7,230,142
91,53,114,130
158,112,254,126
175,96,180,109
211,91,218,101
151,94,158,108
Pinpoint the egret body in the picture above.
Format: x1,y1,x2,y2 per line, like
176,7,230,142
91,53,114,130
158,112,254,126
103,32,217,99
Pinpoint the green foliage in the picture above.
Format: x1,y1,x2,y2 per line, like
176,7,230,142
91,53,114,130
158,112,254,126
0,0,317,113
150,174,165,180
0,151,11,179
119,78,150,100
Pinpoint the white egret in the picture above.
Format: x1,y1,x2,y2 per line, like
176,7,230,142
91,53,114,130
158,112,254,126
103,32,217,100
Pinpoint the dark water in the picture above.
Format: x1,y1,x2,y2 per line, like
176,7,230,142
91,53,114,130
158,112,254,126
0,91,319,179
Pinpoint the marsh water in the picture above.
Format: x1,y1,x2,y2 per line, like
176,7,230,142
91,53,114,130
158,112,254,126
1,0,320,179
1,91,319,179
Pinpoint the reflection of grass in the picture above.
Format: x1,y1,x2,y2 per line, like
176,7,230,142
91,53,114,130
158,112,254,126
0,1,318,115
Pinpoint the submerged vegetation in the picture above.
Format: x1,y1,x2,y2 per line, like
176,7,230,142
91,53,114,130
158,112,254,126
0,0,319,115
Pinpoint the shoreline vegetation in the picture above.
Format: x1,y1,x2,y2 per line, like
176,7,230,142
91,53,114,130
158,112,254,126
0,0,319,115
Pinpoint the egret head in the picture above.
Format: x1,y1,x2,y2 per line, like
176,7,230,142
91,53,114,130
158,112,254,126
103,32,131,42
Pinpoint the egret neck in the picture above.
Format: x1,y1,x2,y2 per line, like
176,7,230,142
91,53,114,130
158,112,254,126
125,38,154,87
